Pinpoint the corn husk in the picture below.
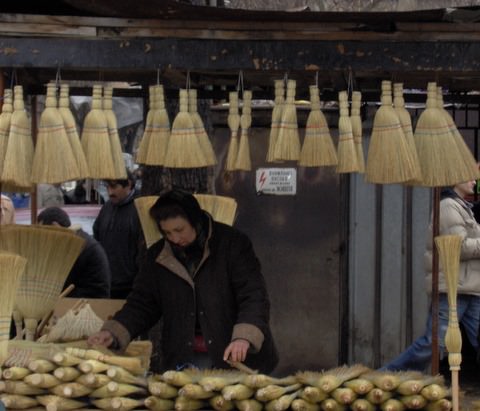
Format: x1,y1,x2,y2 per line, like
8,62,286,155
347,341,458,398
292,398,320,411
2,366,30,380
365,387,392,404
255,383,301,402
107,365,147,387
235,398,263,411
266,80,285,163
145,396,175,411
0,89,13,175
299,85,337,167
148,380,178,399
336,91,358,174
351,398,375,411
210,394,235,411
189,88,216,166
28,358,56,374
400,394,428,410
222,383,254,401
179,383,214,400
420,384,449,401
50,382,92,398
330,387,356,405
225,91,240,171
75,372,111,388
145,85,171,166
343,378,374,395
136,85,156,164
197,368,244,392
320,398,346,411
350,91,365,173
91,381,146,398
425,399,452,411
78,358,110,374
52,352,82,367
0,393,38,409
396,373,441,396
92,396,144,411
24,372,61,388
266,390,299,411
53,366,81,382
174,395,206,411
243,374,296,389
317,365,370,393
37,394,87,411
0,380,46,395
235,90,252,170
298,386,328,403
381,398,405,411
362,370,401,391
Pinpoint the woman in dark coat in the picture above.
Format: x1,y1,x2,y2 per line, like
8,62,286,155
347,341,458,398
88,189,278,373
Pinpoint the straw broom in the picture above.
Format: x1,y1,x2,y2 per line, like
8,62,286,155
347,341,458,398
1,85,34,191
413,82,477,186
0,225,85,340
0,88,13,176
350,91,365,173
103,86,127,179
81,85,116,179
225,91,240,171
336,91,358,174
189,88,216,166
0,252,27,366
266,79,285,163
31,83,81,184
193,193,237,226
136,85,156,165
365,80,418,184
434,235,462,411
145,85,170,166
436,86,479,180
235,90,252,171
164,89,207,168
134,196,162,249
58,84,90,179
392,83,422,183
299,85,337,167
273,79,301,161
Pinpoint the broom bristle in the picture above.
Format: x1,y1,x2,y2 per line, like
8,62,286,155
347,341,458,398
235,90,252,171
336,91,358,174
189,89,216,167
81,85,117,180
145,85,170,166
31,83,81,184
266,79,285,163
299,85,337,167
58,85,90,179
0,89,13,176
225,92,240,171
193,194,237,226
164,89,208,168
134,196,162,249
1,85,34,190
103,86,127,179
350,91,365,173
273,79,301,161
135,85,156,164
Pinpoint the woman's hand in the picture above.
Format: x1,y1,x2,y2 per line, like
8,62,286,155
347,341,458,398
87,330,114,348
223,338,250,363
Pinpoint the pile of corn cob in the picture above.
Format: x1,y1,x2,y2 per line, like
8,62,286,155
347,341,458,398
1,354,452,411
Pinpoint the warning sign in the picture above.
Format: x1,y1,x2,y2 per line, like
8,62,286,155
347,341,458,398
256,168,297,195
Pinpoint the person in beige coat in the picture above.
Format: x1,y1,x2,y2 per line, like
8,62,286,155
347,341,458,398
382,180,480,371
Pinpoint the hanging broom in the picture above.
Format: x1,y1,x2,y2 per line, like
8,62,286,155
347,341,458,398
266,79,285,163
235,90,252,171
103,86,127,179
436,86,479,181
0,252,27,366
336,90,358,174
225,91,240,171
434,235,462,411
31,83,81,184
0,88,13,176
273,79,301,161
365,80,419,184
350,91,365,173
0,225,85,341
1,85,34,191
413,82,477,187
136,85,156,165
299,85,338,167
58,84,90,179
145,85,170,166
189,88,216,167
163,89,207,168
81,85,116,179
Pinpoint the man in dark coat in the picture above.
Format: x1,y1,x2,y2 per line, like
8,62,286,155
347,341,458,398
93,170,143,299
88,189,278,373
37,206,110,298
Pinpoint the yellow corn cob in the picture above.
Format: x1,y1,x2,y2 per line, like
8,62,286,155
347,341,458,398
397,374,443,396
209,394,235,411
179,383,214,400
381,398,406,411
107,366,148,387
400,394,427,409
320,398,346,411
317,365,370,393
92,396,144,411
2,366,30,380
256,383,301,402
65,347,104,360
222,383,254,401
362,371,401,391
343,378,374,395
28,358,56,373
52,352,82,367
198,370,245,392
291,398,320,411
162,370,195,387
244,374,297,389
265,391,299,411
36,394,87,411
79,359,110,374
420,384,449,401
0,393,38,409
144,395,175,411
174,395,206,411
54,366,81,382
330,387,357,405
0,380,46,395
90,381,146,398
24,372,61,388
351,398,375,411
148,379,178,398
299,386,328,403
76,372,111,388
425,398,452,411
366,388,392,404
235,398,263,411
50,382,92,398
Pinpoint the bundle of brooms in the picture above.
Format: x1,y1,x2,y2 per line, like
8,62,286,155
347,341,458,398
0,89,13,179
135,85,157,165
225,91,240,172
350,91,365,173
189,89,216,167
336,91,358,174
235,90,253,171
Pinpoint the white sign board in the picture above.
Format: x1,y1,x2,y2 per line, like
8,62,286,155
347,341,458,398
256,168,297,195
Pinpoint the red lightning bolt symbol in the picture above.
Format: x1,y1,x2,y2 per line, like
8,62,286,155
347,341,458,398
259,171,267,189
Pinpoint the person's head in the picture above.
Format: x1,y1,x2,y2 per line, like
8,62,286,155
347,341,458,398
37,206,71,227
104,169,135,205
454,180,477,198
149,189,203,247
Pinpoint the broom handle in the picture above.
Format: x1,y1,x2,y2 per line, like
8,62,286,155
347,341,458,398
451,370,459,411
431,187,441,375
36,284,76,337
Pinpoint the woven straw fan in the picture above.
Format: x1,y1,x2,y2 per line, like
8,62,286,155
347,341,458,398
365,80,419,184
145,85,170,166
136,85,156,165
103,86,127,179
58,84,90,179
350,91,365,173
0,89,13,177
189,88,216,167
0,225,85,341
336,90,358,174
225,91,240,171
299,85,337,167
81,85,116,179
0,252,26,366
273,79,301,161
266,79,285,163
31,83,81,184
1,85,34,191
235,90,252,171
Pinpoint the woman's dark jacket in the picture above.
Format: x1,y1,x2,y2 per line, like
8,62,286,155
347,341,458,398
102,215,279,373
